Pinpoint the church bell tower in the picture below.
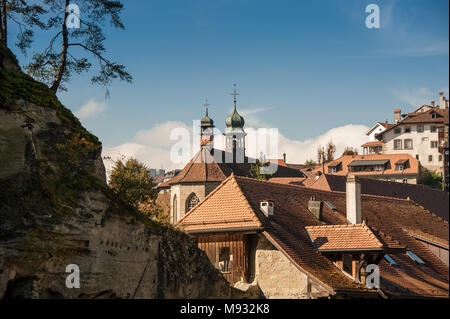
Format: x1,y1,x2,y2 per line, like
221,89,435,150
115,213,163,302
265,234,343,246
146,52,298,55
200,99,215,151
224,84,246,162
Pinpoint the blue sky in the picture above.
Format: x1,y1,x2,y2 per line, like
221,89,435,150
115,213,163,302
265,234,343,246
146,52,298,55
8,0,450,169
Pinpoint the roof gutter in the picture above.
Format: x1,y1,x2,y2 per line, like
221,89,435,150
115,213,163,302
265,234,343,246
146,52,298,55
186,227,264,234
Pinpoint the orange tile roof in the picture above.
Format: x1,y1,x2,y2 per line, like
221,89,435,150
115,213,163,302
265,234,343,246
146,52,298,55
308,174,449,222
177,175,448,297
268,159,287,167
169,148,305,185
314,153,419,177
361,141,383,147
305,223,384,251
268,177,306,186
176,174,262,232
378,107,449,137
168,148,228,184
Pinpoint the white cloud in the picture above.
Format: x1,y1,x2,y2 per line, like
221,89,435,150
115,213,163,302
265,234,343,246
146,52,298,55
75,98,106,119
102,120,369,178
238,107,273,128
274,124,369,164
102,121,193,176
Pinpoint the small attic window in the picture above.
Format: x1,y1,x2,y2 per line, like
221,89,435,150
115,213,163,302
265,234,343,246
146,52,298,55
407,250,425,264
384,254,397,265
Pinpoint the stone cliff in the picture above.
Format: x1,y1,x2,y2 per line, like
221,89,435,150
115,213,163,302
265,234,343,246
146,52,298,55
0,44,245,299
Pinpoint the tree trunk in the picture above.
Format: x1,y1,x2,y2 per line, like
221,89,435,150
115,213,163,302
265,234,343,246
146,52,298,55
50,0,70,92
0,0,7,46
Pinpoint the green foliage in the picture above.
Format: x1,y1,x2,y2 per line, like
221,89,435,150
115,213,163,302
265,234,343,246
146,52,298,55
249,159,272,180
305,159,317,166
420,170,443,190
19,0,132,92
139,199,170,224
109,158,157,207
0,51,100,146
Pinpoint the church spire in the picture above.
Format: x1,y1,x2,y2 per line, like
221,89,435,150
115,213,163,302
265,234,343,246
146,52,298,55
203,98,210,117
230,83,239,112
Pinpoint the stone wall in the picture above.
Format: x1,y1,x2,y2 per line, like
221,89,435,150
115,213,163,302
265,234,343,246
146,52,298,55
254,235,330,299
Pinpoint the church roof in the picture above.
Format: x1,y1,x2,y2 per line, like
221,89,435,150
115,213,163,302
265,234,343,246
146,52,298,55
168,148,305,185
168,148,228,184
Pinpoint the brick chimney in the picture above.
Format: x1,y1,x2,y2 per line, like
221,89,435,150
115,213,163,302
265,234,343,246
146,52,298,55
394,109,401,124
346,175,362,224
260,200,274,218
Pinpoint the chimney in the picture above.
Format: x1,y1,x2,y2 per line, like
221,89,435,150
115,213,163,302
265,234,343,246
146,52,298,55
394,109,401,124
431,101,435,107
283,153,286,164
439,92,446,109
308,196,323,220
260,200,274,218
346,175,362,224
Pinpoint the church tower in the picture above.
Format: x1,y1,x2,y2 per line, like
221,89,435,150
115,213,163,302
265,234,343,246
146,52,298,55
200,99,215,151
224,84,246,162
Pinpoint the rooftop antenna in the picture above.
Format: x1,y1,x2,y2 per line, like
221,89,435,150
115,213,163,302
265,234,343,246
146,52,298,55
230,83,239,111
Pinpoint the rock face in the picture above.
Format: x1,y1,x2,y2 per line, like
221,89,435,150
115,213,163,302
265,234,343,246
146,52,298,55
0,45,245,299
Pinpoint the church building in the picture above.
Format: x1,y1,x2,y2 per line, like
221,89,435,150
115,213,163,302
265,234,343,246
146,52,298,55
166,86,305,223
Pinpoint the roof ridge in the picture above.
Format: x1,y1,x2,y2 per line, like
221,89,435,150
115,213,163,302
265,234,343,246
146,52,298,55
402,198,449,225
234,175,423,204
169,149,201,184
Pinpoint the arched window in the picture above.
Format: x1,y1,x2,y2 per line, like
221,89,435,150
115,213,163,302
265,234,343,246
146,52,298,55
186,193,200,212
172,195,177,222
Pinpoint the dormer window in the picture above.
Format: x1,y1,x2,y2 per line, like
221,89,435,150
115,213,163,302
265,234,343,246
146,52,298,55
431,113,437,119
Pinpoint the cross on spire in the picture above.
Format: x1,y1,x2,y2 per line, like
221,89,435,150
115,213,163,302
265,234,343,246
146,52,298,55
230,83,239,111
203,98,211,116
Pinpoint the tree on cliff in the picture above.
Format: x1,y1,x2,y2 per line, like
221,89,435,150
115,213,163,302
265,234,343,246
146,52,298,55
0,0,132,93
108,158,157,207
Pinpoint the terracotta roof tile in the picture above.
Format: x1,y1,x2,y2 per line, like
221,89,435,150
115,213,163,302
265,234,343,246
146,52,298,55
305,223,384,251
309,174,449,222
178,175,448,297
361,141,383,147
169,148,305,185
313,154,419,177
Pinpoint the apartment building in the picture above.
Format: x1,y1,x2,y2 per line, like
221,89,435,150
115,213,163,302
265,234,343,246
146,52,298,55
375,92,449,188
